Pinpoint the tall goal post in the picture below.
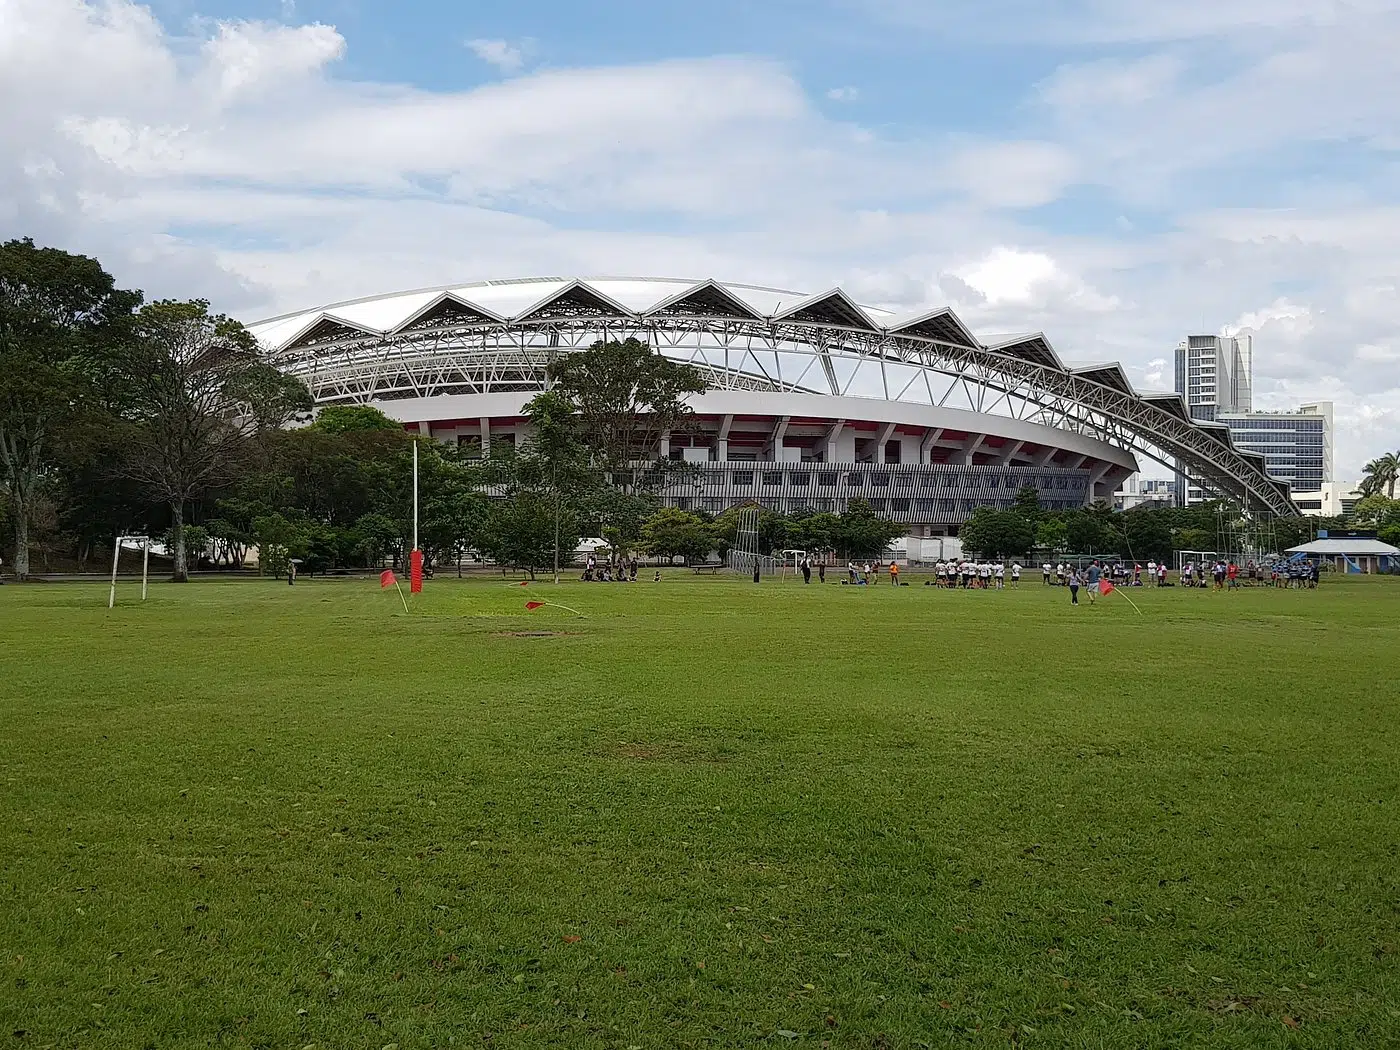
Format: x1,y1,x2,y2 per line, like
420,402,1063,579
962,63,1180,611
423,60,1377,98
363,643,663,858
108,535,153,608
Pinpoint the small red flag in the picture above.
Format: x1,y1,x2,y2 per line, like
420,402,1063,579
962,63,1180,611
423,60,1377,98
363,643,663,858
380,569,397,588
1098,578,1114,595
519,581,529,587
525,601,545,610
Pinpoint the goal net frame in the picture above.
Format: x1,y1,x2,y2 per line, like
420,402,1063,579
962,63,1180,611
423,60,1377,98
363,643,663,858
108,535,153,608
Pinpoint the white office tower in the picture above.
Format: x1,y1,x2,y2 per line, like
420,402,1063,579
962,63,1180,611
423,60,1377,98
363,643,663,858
1175,334,1253,422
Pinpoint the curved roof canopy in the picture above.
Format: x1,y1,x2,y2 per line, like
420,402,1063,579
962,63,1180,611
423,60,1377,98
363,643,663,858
248,276,1298,516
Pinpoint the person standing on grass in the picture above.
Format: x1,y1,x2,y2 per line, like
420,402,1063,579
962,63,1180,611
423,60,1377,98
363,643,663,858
889,559,900,586
994,562,1005,589
288,559,297,586
818,561,826,584
1068,568,1082,605
1011,561,1021,588
1042,561,1052,586
801,557,812,584
1086,559,1101,604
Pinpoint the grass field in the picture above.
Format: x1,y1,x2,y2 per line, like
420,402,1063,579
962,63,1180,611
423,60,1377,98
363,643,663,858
2,572,1398,1049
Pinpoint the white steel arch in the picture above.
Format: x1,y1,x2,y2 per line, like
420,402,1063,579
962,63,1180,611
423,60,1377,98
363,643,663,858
250,278,1298,516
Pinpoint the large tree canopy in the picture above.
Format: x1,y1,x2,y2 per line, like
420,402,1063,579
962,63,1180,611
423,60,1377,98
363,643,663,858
117,299,310,581
0,238,141,579
545,338,707,473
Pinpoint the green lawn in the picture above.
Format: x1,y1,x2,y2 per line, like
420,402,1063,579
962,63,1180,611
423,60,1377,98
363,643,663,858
2,573,1398,1048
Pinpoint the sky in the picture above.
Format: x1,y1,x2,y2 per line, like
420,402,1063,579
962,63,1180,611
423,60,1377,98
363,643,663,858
3,0,1399,480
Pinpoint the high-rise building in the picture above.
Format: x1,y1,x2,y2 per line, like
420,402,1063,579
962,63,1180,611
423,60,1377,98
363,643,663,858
1174,334,1253,421
1182,401,1334,511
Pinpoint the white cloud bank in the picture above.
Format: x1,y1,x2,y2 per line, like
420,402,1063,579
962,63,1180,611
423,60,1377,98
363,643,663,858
3,0,1400,477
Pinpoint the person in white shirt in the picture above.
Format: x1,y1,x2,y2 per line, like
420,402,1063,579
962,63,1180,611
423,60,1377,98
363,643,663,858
1147,560,1157,585
1042,562,1052,585
1011,562,1022,587
994,562,1005,589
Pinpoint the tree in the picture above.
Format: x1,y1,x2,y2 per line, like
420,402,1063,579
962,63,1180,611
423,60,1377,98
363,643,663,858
1012,486,1042,522
1114,507,1174,563
1359,452,1399,498
309,405,401,434
522,390,595,581
545,337,708,475
1351,494,1400,528
832,498,905,559
1035,516,1067,552
250,512,309,578
0,238,141,579
117,300,310,581
1063,510,1109,554
959,507,1034,557
641,508,715,564
480,491,578,579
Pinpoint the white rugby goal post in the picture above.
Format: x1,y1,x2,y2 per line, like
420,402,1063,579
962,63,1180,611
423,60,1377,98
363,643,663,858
108,535,153,608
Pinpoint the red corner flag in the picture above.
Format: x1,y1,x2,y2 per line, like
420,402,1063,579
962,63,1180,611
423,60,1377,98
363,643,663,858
1098,578,1114,596
525,601,545,610
380,569,397,588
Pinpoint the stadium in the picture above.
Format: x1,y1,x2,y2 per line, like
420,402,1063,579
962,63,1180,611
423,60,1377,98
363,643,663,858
248,277,1299,547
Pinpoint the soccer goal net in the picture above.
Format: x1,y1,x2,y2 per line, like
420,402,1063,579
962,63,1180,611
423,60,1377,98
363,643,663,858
108,535,154,608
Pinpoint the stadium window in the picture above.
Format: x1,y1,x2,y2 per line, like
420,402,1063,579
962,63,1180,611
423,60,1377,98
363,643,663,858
763,471,783,486
868,498,887,512
847,472,865,486
870,474,889,488
732,471,753,486
961,499,977,511
817,471,838,486
894,472,916,486
938,499,955,512
916,498,936,511
942,476,958,488
789,472,810,487
884,441,902,464
891,498,910,513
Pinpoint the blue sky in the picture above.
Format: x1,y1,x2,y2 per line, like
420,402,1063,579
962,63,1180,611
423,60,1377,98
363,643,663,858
4,0,1400,476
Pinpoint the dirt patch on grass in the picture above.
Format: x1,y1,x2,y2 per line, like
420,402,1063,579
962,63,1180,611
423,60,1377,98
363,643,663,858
491,630,577,638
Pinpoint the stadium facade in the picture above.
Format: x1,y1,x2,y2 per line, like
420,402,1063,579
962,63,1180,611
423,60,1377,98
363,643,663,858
248,277,1298,538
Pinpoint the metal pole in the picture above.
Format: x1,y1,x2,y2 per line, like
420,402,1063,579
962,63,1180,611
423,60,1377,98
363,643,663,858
412,440,419,553
108,535,121,609
141,539,150,601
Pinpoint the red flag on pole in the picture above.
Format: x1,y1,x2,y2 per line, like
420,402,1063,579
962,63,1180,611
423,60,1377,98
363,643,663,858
525,601,545,610
380,569,397,588
409,549,423,594
1098,578,1114,596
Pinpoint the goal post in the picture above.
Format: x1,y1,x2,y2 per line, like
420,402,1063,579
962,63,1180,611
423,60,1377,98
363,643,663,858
108,535,153,608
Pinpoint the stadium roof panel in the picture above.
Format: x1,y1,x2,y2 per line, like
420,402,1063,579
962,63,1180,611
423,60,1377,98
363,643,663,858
1069,363,1135,395
393,292,507,332
886,307,979,348
644,279,765,320
985,333,1063,369
282,313,381,352
773,288,880,332
514,279,637,321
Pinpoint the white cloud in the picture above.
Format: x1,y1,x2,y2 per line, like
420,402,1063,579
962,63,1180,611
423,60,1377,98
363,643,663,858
1223,298,1314,341
827,86,859,102
201,20,345,102
941,141,1079,208
5,0,1400,477
466,38,526,73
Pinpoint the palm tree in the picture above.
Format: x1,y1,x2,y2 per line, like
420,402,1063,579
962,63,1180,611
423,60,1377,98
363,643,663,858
1360,452,1400,498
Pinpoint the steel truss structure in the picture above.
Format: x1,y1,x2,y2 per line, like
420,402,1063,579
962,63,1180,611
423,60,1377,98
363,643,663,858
253,278,1298,517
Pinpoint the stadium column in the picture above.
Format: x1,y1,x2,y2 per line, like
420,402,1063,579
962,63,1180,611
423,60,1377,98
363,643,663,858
824,420,845,462
717,414,733,461
479,417,491,458
660,430,671,458
766,416,790,460
874,422,897,464
997,440,1025,466
919,428,943,464
418,421,430,436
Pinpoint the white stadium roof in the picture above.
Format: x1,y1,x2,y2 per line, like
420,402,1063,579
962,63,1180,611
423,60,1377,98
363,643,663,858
247,275,1300,516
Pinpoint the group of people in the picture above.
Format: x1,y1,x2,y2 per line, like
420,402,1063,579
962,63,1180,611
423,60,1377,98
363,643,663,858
1042,561,1161,587
833,559,900,586
925,560,1021,588
581,554,640,582
1177,559,1319,589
